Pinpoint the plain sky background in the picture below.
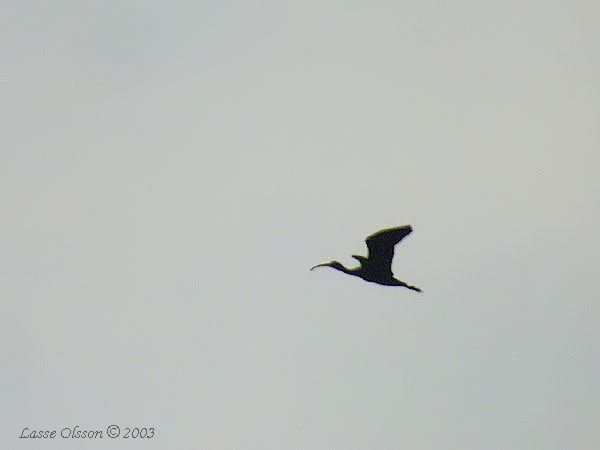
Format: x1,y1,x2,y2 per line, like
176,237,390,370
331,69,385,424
2,1,599,449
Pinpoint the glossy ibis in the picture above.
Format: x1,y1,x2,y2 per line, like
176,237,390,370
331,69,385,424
311,225,421,291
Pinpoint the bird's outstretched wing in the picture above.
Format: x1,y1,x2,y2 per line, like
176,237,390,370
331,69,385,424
364,225,413,273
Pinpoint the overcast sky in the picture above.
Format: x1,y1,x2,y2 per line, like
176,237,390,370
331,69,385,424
2,1,599,449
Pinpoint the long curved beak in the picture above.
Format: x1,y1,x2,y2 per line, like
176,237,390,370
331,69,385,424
310,262,329,270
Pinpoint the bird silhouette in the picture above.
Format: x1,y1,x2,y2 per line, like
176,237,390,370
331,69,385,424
311,225,421,291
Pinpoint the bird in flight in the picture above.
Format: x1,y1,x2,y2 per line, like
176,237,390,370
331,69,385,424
311,225,421,291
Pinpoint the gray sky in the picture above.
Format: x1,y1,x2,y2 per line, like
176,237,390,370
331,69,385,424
2,1,599,449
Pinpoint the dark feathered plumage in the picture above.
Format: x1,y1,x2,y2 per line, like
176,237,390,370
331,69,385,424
311,225,421,291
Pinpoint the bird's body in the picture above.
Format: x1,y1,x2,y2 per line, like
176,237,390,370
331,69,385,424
311,225,421,292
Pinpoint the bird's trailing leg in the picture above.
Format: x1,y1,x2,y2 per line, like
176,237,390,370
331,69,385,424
405,284,422,292
394,279,422,292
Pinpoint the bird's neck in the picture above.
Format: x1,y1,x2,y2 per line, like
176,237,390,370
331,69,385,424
333,264,355,275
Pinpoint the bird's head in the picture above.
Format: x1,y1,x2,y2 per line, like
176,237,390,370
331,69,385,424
310,260,345,271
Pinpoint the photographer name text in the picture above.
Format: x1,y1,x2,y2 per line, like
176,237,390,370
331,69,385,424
19,425,154,439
